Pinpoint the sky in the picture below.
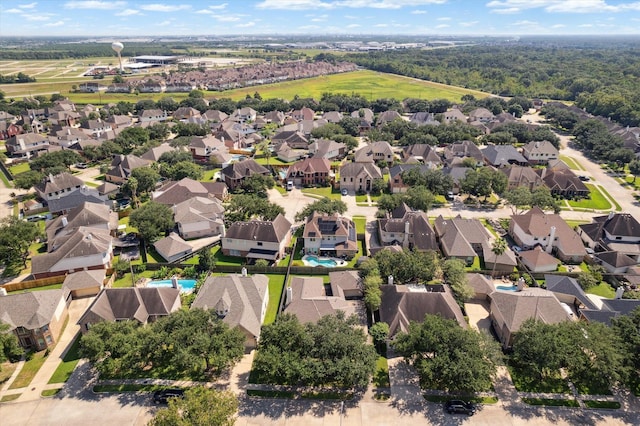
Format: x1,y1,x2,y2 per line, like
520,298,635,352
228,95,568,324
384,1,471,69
1,0,640,37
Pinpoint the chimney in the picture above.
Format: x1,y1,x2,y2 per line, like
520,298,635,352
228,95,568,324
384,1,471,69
388,275,394,285
403,221,410,248
285,286,293,306
241,267,247,277
61,216,68,227
607,211,615,221
615,286,624,299
0,287,7,296
171,275,179,289
546,226,556,254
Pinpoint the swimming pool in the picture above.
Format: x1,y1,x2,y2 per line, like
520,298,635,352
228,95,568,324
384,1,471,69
302,255,347,267
496,285,518,292
147,279,197,293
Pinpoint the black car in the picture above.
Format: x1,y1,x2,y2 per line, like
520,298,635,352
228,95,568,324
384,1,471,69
444,400,476,415
153,388,185,404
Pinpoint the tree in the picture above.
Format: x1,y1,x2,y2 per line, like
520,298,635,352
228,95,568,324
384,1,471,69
0,321,23,366
363,274,382,312
530,187,561,214
129,202,175,243
150,388,238,426
369,322,389,353
394,314,500,393
225,194,284,224
442,259,474,303
376,193,404,216
163,161,203,181
374,249,439,285
30,150,81,173
198,248,216,272
294,198,347,222
114,127,150,153
130,167,160,194
503,186,532,215
158,150,193,166
0,216,41,268
13,170,44,190
491,238,507,278
629,159,640,183
238,174,275,197
612,307,640,388
405,185,434,213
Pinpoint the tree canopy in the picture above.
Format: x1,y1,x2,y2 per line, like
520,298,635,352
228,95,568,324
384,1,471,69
150,388,238,426
0,321,23,367
0,216,42,270
225,194,285,224
129,202,175,243
294,198,347,222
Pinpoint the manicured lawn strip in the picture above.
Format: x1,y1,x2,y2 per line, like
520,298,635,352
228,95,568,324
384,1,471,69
585,282,616,299
112,270,155,288
465,256,482,272
0,170,11,188
597,185,622,211
211,245,246,266
507,363,571,394
41,388,61,397
254,157,292,166
301,186,341,200
0,362,17,385
118,216,138,234
201,169,220,181
301,391,353,400
355,194,368,203
264,274,286,325
353,216,366,234
48,335,82,384
522,397,579,407
345,240,364,268
247,389,294,398
9,283,63,294
9,162,30,175
565,219,589,229
559,155,585,171
9,351,48,389
567,184,611,210
373,356,390,388
424,395,498,404
0,393,21,402
584,400,621,409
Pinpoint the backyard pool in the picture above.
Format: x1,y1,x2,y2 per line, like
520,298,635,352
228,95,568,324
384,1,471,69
147,279,197,293
302,255,347,267
495,285,519,292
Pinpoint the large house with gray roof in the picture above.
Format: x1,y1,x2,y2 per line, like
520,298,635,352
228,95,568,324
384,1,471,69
78,287,181,333
191,273,269,349
220,159,270,191
0,289,69,351
377,203,437,253
302,212,358,259
339,162,382,193
153,178,228,204
174,196,225,240
222,214,291,262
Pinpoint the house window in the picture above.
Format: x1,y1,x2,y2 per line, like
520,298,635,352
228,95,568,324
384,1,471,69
16,327,28,334
257,242,263,246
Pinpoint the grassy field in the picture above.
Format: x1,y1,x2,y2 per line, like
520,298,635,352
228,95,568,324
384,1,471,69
567,184,612,211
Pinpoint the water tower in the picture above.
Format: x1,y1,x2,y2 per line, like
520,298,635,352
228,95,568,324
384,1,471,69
111,41,124,72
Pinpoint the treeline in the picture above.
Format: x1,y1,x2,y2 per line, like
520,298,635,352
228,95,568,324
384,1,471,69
344,45,640,126
0,72,35,84
0,43,178,60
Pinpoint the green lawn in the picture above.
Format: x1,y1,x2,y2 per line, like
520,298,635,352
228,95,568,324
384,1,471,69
264,274,286,325
584,400,621,409
559,155,585,171
507,363,571,394
0,393,21,402
586,282,616,299
355,194,368,203
9,162,30,175
301,186,341,200
48,335,82,384
567,184,612,210
41,388,61,397
353,216,366,234
112,270,155,288
424,395,498,404
9,283,63,294
202,169,220,181
373,356,390,388
9,350,48,390
522,397,579,407
597,185,622,211
118,216,138,234
0,362,17,386
211,245,246,266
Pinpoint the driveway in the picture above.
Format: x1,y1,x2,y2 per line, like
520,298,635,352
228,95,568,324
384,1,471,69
464,300,492,334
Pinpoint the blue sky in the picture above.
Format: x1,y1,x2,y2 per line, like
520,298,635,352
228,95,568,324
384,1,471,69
1,0,640,37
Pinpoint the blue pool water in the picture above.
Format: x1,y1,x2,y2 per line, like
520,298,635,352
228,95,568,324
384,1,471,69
147,279,197,293
496,285,518,292
305,256,338,267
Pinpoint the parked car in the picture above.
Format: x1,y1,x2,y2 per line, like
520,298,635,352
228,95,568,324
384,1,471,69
512,245,522,253
578,175,590,181
286,180,294,191
26,215,47,222
75,162,88,169
153,388,185,404
446,191,455,201
444,400,476,416
341,188,348,196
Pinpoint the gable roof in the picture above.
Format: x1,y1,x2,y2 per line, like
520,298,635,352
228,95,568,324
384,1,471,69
153,178,227,205
482,145,528,166
339,162,382,180
62,270,105,291
284,276,358,324
467,273,494,296
512,208,586,256
544,274,598,310
35,172,84,196
379,284,466,337
490,288,570,334
595,251,637,269
523,140,559,156
46,201,117,246
0,289,65,330
154,233,192,261
221,158,269,180
518,246,560,269
225,214,291,243
287,157,331,176
328,270,362,298
541,168,589,193
434,215,490,258
191,274,269,338
591,213,640,240
79,287,180,324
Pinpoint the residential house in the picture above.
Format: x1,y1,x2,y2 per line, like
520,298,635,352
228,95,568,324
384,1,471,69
165,82,196,92
77,287,181,333
302,212,358,259
291,107,314,121
490,288,571,348
442,166,471,194
138,80,166,93
329,270,363,299
509,207,587,263
501,165,544,191
283,276,361,324
222,214,292,262
153,178,228,204
322,111,343,123
31,227,113,279
443,108,467,124
379,284,466,338
468,108,495,123
285,157,331,187
594,251,636,274
271,130,309,149
539,163,589,199
388,164,434,194
442,140,484,167
467,274,495,301
62,270,105,299
191,273,269,349
46,187,110,215
401,144,442,167
5,133,50,158
354,141,394,164
79,119,113,138
0,289,69,351
518,247,560,273
264,111,285,125
339,162,382,193
481,145,528,167
106,83,132,93
188,135,228,162
0,122,22,140
231,107,257,123
154,232,193,263
220,159,270,191
376,110,402,127
522,141,559,164
434,215,517,273
141,143,179,162
580,298,640,326
275,142,305,163
45,202,118,251
544,274,599,311
174,196,225,240
377,203,437,252
350,108,374,124
138,109,168,123
35,172,84,202
308,139,345,160
78,82,108,92
202,110,229,124
409,112,440,126
173,107,201,121
578,213,640,261
105,154,151,184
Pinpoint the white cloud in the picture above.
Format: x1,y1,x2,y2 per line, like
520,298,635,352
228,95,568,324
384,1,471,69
411,9,427,14
64,1,125,9
212,14,242,22
157,20,172,26
236,22,256,28
24,15,50,21
209,3,228,10
297,24,322,29
346,23,361,27
257,0,448,10
19,2,38,9
487,0,640,14
435,23,449,28
115,9,140,16
437,16,451,20
4,8,22,13
509,19,539,26
459,20,479,27
551,23,565,28
45,20,65,27
375,23,389,27
139,4,191,12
